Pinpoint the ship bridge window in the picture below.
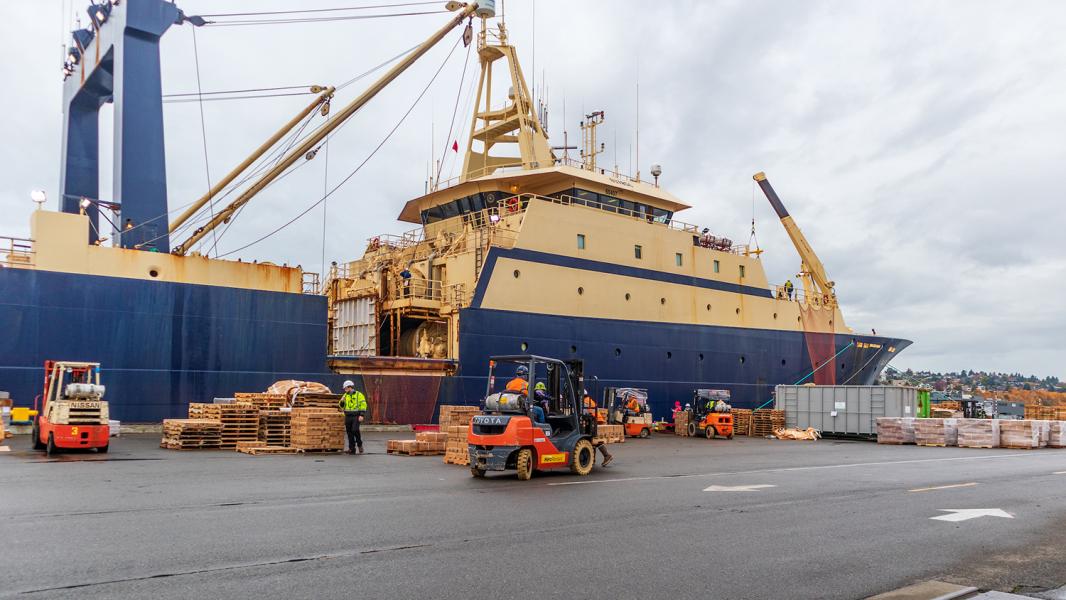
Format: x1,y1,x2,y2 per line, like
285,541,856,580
634,245,643,259
675,253,683,267
713,260,720,273
549,188,672,223
577,234,586,250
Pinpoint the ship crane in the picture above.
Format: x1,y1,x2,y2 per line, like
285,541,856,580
171,1,481,256
753,172,837,308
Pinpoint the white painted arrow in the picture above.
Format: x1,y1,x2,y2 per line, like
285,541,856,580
930,509,1014,522
703,484,776,492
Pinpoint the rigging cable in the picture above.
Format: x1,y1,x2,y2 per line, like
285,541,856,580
320,138,330,280
191,26,219,255
217,36,463,259
131,43,414,248
164,84,316,98
204,10,447,28
434,36,473,184
200,1,442,18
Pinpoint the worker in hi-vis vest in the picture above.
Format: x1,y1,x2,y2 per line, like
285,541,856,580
506,365,530,395
339,380,368,454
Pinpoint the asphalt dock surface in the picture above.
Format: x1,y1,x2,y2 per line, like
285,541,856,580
3,433,1066,599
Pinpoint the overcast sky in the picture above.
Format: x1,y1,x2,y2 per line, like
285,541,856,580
2,1,1064,378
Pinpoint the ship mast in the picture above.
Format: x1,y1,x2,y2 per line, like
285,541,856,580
753,172,837,308
172,2,480,256
459,17,555,182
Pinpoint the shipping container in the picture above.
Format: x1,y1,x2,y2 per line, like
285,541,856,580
774,385,918,436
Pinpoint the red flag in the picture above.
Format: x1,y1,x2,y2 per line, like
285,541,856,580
452,140,459,152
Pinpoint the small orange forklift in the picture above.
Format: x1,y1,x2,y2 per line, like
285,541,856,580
686,389,735,439
31,361,111,455
604,387,653,438
468,355,600,480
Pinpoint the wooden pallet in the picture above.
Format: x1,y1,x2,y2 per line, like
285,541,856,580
161,418,222,450
290,407,344,452
292,393,342,411
438,405,480,428
235,393,288,410
731,409,753,436
750,410,785,437
237,445,299,455
258,410,292,448
296,448,345,454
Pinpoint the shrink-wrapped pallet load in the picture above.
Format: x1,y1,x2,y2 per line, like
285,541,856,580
999,420,1042,449
1049,421,1066,448
876,417,915,444
914,418,958,447
956,419,1000,448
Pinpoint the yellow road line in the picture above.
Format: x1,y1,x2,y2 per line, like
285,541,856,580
908,482,978,492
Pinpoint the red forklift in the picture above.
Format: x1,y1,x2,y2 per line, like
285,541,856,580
604,387,653,438
686,389,735,439
31,361,111,455
468,355,600,480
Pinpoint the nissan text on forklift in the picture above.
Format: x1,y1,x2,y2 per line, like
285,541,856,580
468,355,602,480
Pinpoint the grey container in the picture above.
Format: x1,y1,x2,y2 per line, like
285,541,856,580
774,385,918,436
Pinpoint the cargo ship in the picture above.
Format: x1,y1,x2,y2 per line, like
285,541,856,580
1,1,909,423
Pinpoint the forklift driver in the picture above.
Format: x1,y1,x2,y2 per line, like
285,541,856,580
506,365,530,395
531,382,549,423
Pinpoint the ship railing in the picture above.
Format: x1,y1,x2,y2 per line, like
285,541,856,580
0,235,34,268
367,230,424,251
390,278,443,302
302,271,321,295
430,157,647,192
491,193,748,254
445,282,468,308
771,284,834,307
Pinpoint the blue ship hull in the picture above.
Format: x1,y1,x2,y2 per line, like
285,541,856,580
0,268,909,423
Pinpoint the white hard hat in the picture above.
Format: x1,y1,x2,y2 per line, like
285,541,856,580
343,380,355,388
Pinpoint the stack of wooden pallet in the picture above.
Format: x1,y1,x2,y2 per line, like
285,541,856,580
443,425,471,465
387,430,448,456
160,419,222,449
439,405,479,428
731,409,752,436
235,392,288,410
751,410,785,437
292,393,341,411
595,424,625,444
914,418,958,447
290,407,344,452
876,417,916,444
674,410,691,436
188,402,259,449
957,419,1000,448
257,410,291,447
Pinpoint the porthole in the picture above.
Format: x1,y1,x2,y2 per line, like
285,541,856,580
698,353,704,361
520,342,528,351
148,268,159,278
797,316,802,323
739,355,746,364
570,345,577,353
840,362,846,371
706,304,711,311
513,269,520,278
666,351,673,359
781,359,787,366
625,293,631,301
735,307,741,315
614,348,622,357
773,313,778,319
660,297,666,305
577,287,584,295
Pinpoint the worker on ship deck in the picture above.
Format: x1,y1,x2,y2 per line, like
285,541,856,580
339,380,367,455
784,279,794,301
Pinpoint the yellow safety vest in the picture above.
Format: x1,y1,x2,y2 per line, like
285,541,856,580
340,391,367,411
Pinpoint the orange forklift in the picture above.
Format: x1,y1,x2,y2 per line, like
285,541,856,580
31,361,111,455
468,355,600,480
604,387,653,438
686,389,735,439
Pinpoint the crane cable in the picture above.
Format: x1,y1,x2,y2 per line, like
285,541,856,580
217,36,463,259
200,2,443,18
190,26,219,255
204,10,447,28
433,34,473,185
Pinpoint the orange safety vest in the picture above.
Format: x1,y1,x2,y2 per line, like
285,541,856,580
626,398,640,413
506,377,529,395
582,396,596,413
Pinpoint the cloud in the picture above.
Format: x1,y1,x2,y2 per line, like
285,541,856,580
2,0,1064,378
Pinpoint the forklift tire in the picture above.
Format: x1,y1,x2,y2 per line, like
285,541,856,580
704,426,716,440
97,444,109,454
639,428,650,439
46,433,57,457
687,422,697,437
516,448,534,480
31,422,45,450
470,466,486,478
727,433,734,440
570,439,595,476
